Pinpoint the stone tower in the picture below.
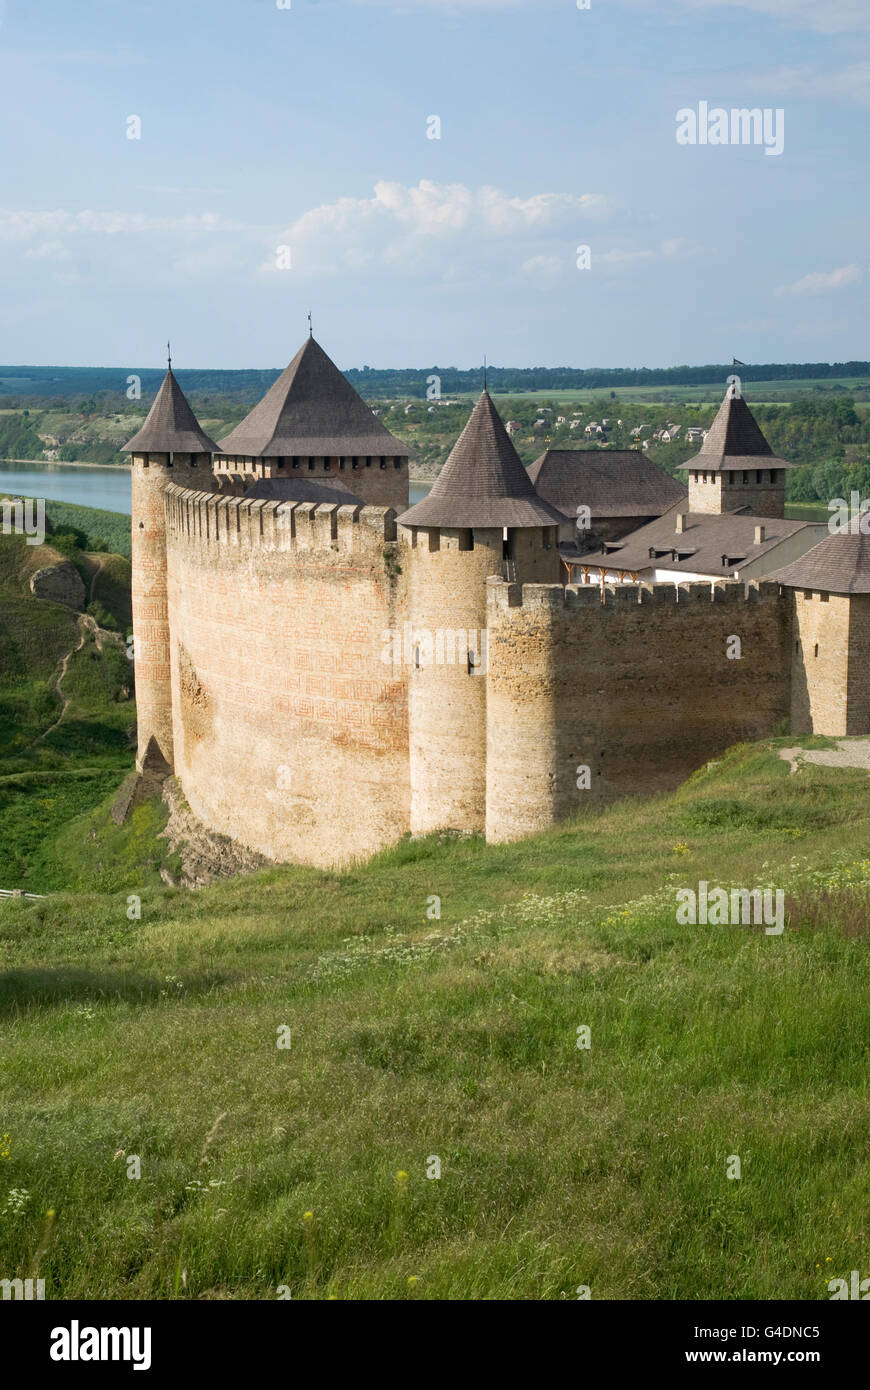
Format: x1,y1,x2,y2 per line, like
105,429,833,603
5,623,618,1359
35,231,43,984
397,391,564,835
124,366,220,774
772,528,870,735
679,385,794,519
215,336,410,510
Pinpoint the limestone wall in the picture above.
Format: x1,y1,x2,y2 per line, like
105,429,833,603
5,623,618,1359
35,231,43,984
404,526,502,834
213,455,409,511
790,589,851,736
163,485,409,867
486,578,792,843
689,472,785,519
847,594,870,734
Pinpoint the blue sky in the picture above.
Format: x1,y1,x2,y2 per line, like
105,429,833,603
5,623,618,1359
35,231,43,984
1,0,869,371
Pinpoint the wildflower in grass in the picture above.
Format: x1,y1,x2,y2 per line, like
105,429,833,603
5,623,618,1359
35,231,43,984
672,841,689,855
3,1187,30,1215
0,1134,10,1160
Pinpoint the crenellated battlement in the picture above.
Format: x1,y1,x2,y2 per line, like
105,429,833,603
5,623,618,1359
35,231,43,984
163,483,398,554
486,576,783,613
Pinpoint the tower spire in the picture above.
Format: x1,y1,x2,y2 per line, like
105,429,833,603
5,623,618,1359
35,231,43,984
483,355,487,391
167,340,172,370
308,311,313,339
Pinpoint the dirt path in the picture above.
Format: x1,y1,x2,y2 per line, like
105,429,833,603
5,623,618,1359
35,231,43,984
88,554,106,603
779,739,870,775
35,614,101,744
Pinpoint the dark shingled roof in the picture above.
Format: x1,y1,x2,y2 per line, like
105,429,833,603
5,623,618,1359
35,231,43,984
123,368,220,454
218,338,410,459
572,502,820,579
678,387,795,473
770,528,870,594
397,391,565,529
528,448,686,519
243,475,362,508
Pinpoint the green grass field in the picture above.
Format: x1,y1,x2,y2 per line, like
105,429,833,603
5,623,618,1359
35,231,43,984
485,378,870,406
1,739,868,1300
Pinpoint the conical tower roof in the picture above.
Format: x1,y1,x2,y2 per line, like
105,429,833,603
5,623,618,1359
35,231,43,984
398,391,565,529
218,337,410,458
123,368,220,454
771,526,870,595
678,385,794,473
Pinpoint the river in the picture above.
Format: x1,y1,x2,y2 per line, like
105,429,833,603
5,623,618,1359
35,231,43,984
0,459,432,515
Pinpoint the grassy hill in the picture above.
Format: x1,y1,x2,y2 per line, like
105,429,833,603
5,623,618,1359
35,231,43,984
0,739,868,1300
0,524,137,888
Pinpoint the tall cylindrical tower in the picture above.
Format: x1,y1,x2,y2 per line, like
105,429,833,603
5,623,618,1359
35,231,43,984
398,391,563,835
124,367,220,773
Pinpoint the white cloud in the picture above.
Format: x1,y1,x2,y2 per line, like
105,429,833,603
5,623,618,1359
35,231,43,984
519,254,564,279
597,238,692,269
0,209,249,239
775,265,864,295
0,183,628,294
356,0,870,27
348,0,532,8
262,180,616,279
760,62,870,107
627,0,870,34
23,241,71,262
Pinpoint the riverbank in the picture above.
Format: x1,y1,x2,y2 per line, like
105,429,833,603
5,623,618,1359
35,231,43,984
0,457,131,470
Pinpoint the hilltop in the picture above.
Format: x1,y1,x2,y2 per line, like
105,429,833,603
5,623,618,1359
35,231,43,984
0,739,868,1298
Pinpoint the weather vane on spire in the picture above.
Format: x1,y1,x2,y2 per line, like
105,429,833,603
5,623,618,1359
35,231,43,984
308,311,313,339
167,341,172,370
483,355,487,391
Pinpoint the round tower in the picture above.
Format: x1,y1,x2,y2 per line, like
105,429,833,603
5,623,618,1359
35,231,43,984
397,391,564,835
124,364,220,774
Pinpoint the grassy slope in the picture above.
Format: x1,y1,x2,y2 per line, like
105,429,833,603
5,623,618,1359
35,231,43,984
0,532,137,887
0,740,868,1300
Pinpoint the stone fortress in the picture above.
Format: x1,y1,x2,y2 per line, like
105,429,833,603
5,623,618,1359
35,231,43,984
126,336,870,869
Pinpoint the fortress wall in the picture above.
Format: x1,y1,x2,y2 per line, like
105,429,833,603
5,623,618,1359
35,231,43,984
509,525,562,583
790,590,851,735
719,482,785,519
163,485,409,867
847,594,870,734
486,579,792,843
338,458,409,511
690,475,785,519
